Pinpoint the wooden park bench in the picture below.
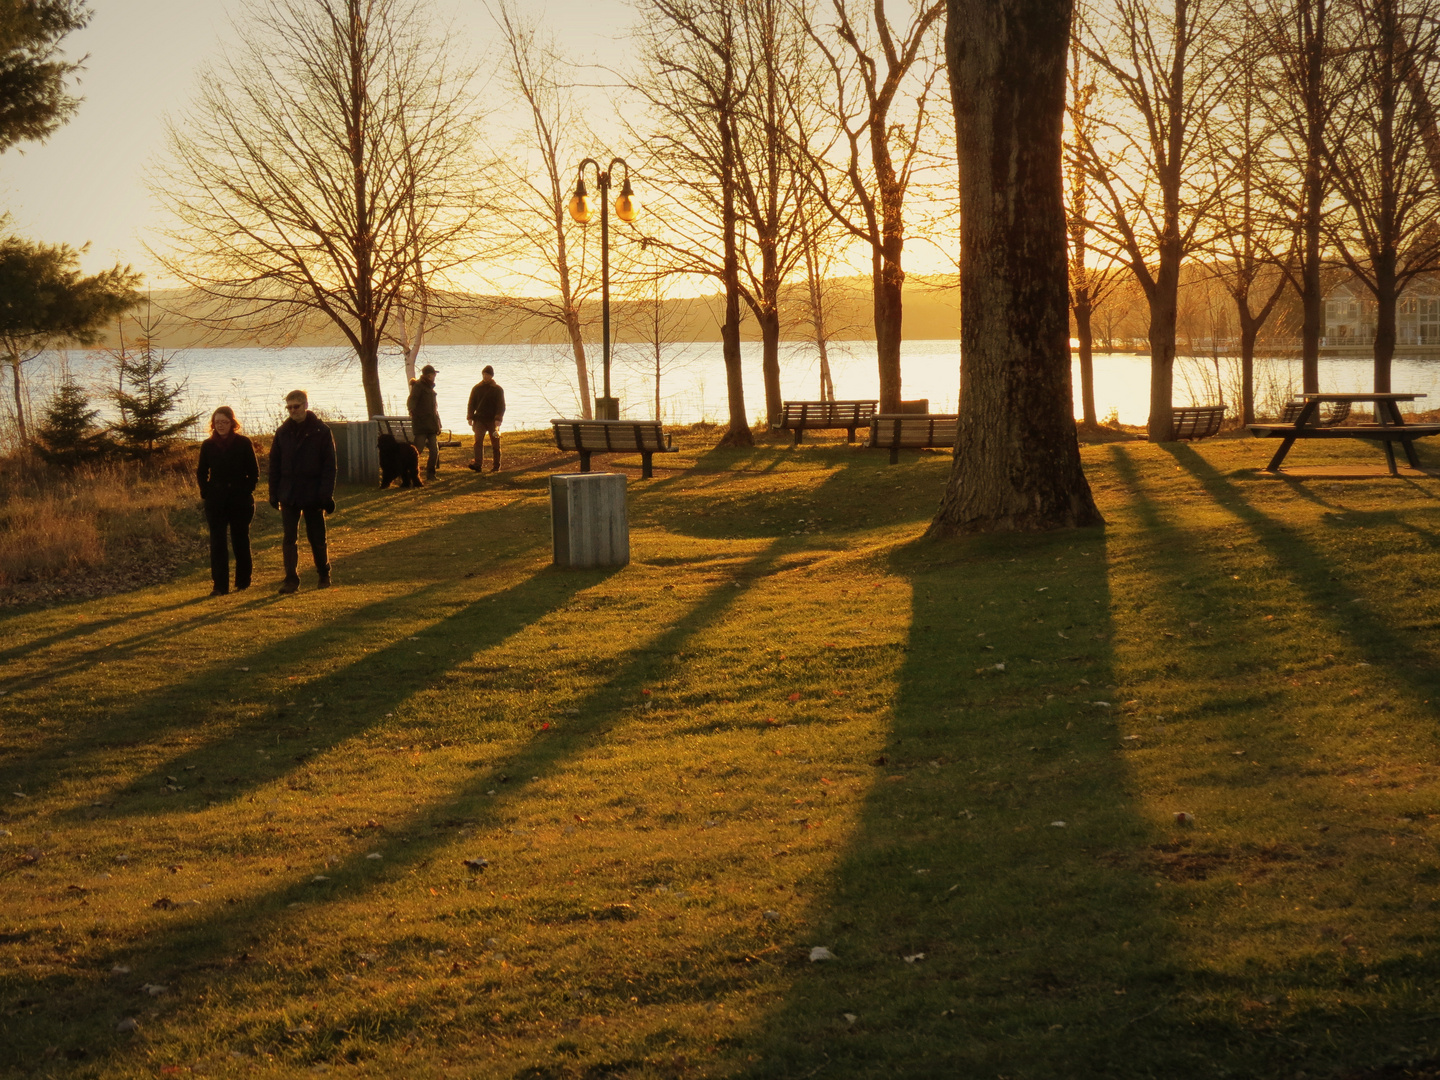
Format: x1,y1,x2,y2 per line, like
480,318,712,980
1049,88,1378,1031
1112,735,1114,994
372,415,462,448
1171,405,1226,440
867,413,958,464
774,400,879,445
550,419,678,479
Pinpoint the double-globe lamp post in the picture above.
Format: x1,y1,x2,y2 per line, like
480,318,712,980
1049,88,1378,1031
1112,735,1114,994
568,157,638,421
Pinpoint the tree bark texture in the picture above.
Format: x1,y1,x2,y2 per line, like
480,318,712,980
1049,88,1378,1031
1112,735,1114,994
1073,296,1098,426
930,0,1103,535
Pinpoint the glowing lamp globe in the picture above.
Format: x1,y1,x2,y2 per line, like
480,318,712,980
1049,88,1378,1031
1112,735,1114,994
568,191,594,225
614,181,639,223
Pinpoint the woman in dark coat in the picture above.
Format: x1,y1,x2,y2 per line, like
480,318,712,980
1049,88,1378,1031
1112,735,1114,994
196,406,259,596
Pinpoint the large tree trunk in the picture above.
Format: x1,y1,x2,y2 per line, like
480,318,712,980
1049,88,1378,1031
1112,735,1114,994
930,0,1102,535
718,112,754,448
1374,257,1397,392
358,330,384,419
1238,316,1257,424
1299,0,1326,395
1074,294,1097,426
875,253,904,411
1147,253,1179,441
759,306,782,428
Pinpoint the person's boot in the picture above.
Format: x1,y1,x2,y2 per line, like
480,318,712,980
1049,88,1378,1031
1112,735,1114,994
209,585,228,597
277,578,299,595
317,571,332,589
490,450,500,473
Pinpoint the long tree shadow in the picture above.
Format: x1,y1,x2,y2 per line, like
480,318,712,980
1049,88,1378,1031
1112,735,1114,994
0,536,801,1074
0,498,562,801
1163,441,1440,685
732,524,1180,1076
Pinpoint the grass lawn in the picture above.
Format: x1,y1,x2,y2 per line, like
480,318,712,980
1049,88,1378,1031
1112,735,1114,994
3,427,1440,1079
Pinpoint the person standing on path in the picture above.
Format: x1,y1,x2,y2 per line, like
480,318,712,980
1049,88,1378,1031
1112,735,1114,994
466,365,506,473
268,390,336,594
408,363,442,482
196,405,258,596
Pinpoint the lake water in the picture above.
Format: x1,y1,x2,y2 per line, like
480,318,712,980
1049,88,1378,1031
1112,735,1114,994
32,340,1440,436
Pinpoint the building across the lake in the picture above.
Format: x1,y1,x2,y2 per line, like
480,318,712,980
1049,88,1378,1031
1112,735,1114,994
1324,279,1440,347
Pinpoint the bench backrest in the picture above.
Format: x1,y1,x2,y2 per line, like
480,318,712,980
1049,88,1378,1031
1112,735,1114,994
1278,400,1352,425
779,400,879,427
551,419,669,452
1171,405,1225,440
869,414,959,448
372,415,416,444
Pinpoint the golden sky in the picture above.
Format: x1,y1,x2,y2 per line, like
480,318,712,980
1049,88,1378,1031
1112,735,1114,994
0,0,637,283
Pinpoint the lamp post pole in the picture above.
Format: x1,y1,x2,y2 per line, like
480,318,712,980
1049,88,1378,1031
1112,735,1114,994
570,157,637,421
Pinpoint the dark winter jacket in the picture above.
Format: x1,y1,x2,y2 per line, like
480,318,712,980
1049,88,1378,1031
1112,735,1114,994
407,378,441,436
467,379,506,425
196,434,259,504
268,412,336,509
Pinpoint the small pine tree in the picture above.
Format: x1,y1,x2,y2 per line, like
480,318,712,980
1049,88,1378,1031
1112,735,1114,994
36,376,108,466
110,318,199,459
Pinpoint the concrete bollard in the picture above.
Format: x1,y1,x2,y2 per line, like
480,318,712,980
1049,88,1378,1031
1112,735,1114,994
550,472,629,568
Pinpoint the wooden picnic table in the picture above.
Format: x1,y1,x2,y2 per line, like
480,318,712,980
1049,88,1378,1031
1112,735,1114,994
1247,392,1440,476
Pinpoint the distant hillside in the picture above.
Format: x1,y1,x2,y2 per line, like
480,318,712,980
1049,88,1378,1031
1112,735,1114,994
100,277,962,350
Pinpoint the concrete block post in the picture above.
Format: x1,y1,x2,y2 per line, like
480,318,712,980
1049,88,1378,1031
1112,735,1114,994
550,472,629,568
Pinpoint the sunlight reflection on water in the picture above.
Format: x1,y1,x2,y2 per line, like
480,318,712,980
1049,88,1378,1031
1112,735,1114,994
41,340,1440,435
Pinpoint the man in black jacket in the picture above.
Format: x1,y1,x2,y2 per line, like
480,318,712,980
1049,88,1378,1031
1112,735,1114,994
466,365,506,472
408,363,441,482
268,390,336,594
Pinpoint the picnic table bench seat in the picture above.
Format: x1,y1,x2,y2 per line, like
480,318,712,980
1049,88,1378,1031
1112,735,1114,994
550,418,677,479
774,400,879,445
1171,405,1226,440
867,413,958,464
372,415,462,448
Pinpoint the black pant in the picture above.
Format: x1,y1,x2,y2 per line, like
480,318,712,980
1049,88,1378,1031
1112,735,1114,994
419,432,439,477
205,497,254,590
280,504,329,583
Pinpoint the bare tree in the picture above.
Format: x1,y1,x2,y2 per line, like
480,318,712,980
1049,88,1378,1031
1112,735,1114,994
632,0,820,431
933,0,1102,534
1323,0,1440,391
1205,0,1292,424
1076,0,1231,441
631,0,756,445
1258,0,1341,394
1065,37,1128,428
483,2,600,418
792,0,946,412
153,0,488,419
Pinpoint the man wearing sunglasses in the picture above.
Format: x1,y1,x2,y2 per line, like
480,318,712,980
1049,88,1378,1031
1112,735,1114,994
268,390,337,594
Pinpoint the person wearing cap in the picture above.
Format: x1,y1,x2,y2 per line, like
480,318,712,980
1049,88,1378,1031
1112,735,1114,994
407,363,442,482
466,365,506,472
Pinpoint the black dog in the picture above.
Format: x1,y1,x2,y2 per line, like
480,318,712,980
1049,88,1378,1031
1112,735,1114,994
378,432,422,489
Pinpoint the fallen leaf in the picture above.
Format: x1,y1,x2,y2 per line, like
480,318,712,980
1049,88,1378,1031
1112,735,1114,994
141,984,166,996
903,953,926,963
788,692,801,703
366,853,382,860
462,858,489,871
809,946,835,962
115,1018,138,1033
763,910,780,921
